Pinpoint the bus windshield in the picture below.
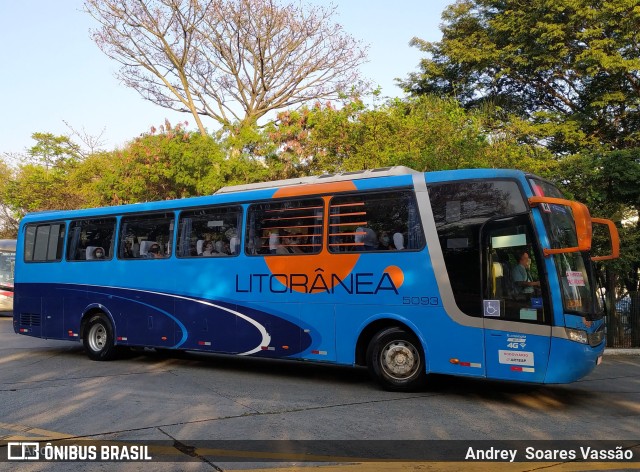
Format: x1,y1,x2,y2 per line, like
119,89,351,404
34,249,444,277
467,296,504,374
528,178,597,317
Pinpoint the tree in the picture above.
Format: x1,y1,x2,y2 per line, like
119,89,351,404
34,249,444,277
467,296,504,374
400,0,640,153
560,148,640,290
265,94,556,176
26,132,82,169
559,148,640,345
0,133,86,228
85,0,368,135
84,121,228,204
0,160,19,238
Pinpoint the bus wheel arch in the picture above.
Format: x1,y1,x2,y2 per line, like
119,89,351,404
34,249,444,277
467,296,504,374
81,309,117,361
359,322,427,391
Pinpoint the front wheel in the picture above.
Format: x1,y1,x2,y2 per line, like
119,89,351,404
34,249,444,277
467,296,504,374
366,327,426,391
83,313,117,361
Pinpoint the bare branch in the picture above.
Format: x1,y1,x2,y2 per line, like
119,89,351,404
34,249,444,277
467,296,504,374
84,0,368,132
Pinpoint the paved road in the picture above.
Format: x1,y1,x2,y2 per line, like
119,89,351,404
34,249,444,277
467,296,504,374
0,315,639,471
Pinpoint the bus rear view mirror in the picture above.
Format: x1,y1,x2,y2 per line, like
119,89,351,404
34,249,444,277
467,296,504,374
591,218,620,261
528,196,592,256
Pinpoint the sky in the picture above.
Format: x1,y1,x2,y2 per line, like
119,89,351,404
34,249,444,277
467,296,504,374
0,0,451,157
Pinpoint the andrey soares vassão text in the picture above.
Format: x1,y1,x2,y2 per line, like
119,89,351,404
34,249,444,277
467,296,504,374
465,446,634,462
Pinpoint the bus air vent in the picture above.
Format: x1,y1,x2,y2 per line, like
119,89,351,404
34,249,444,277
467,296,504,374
19,313,41,327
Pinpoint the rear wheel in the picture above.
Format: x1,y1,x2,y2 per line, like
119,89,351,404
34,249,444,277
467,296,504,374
83,313,117,361
366,327,426,391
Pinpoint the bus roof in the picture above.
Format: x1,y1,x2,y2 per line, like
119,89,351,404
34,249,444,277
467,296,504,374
18,167,532,224
215,166,419,194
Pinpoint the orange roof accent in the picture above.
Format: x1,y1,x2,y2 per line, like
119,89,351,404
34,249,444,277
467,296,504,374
273,181,357,198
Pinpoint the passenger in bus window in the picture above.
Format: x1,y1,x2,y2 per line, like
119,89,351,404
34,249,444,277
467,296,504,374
147,243,163,258
288,236,304,254
131,238,140,257
93,247,105,259
123,241,133,258
379,231,393,250
355,227,377,251
229,234,239,254
202,241,215,256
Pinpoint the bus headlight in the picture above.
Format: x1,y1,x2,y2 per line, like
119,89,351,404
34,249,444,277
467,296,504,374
566,328,589,344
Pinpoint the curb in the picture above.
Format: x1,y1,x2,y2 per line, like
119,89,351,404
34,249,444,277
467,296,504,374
604,348,640,355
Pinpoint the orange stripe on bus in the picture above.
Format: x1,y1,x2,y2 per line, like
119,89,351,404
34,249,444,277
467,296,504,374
273,181,357,198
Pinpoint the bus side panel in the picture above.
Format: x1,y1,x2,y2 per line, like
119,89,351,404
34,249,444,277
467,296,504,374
13,286,43,338
298,302,335,361
173,298,240,353
64,284,312,357
43,287,65,339
13,283,66,340
116,292,177,349
237,301,307,357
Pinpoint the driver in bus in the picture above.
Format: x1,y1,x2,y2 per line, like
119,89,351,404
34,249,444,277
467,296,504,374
512,251,540,296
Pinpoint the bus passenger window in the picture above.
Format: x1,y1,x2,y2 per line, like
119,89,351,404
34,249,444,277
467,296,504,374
67,218,116,261
328,190,424,253
24,223,66,262
246,198,323,256
176,206,242,258
119,213,175,259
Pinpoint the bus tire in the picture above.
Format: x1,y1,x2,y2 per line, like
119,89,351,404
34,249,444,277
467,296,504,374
366,327,426,391
83,313,117,361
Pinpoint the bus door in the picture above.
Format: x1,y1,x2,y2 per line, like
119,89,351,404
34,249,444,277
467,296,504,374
481,215,551,383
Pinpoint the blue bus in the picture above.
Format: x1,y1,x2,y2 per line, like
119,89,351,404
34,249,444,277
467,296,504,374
13,167,619,390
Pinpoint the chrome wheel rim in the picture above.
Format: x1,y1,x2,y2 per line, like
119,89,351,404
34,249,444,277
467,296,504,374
380,340,420,380
88,323,107,352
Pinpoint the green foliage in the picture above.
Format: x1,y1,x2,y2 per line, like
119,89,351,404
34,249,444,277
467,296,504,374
27,132,82,167
1,161,87,231
0,133,86,235
265,95,555,176
559,149,640,292
86,122,227,205
401,0,640,153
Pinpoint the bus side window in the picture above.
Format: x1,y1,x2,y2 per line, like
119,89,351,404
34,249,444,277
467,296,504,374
119,213,175,260
67,218,116,262
246,198,324,256
328,190,424,253
428,180,528,317
176,206,243,258
24,223,66,262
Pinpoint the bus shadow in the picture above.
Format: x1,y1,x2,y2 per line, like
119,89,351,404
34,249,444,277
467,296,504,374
126,348,597,408
122,347,374,387
46,345,597,407
424,373,597,409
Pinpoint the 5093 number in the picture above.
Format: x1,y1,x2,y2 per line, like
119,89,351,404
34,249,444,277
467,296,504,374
402,296,440,306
